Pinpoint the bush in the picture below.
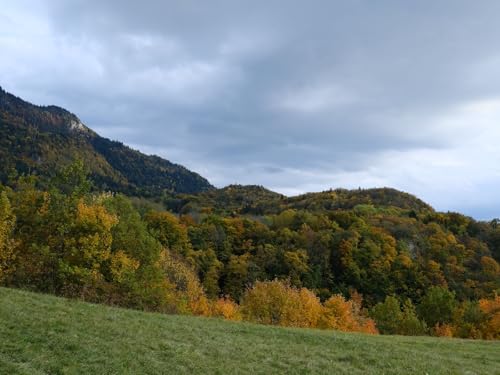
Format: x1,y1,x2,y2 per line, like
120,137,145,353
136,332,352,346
211,297,242,321
370,297,426,336
241,280,322,328
319,294,378,334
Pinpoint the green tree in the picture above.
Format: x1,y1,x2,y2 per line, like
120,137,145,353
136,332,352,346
370,296,403,334
398,299,427,336
51,159,92,198
283,249,309,287
223,253,251,300
418,286,458,327
105,195,162,265
193,248,223,298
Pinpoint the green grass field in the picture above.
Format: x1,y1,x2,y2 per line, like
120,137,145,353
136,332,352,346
0,287,499,375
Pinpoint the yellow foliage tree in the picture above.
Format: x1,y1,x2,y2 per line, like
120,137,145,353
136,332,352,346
110,250,140,283
211,296,242,321
59,200,118,296
145,211,192,256
241,280,322,328
319,294,378,334
158,249,210,316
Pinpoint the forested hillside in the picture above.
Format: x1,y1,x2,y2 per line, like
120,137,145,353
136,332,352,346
0,87,213,195
0,164,499,339
167,185,433,216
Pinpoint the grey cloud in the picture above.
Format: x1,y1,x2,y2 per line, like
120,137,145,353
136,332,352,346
2,1,500,218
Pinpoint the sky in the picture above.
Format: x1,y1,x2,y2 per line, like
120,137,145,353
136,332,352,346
1,1,500,219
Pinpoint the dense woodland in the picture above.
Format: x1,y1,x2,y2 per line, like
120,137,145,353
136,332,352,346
0,162,499,339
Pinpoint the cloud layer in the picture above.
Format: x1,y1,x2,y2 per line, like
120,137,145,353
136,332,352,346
1,0,500,219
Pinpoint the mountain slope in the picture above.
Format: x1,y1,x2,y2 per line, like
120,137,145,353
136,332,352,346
1,287,499,375
0,86,213,195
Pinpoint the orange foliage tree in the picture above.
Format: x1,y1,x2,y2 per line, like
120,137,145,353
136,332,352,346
479,295,500,339
319,294,378,334
211,296,242,321
241,280,322,328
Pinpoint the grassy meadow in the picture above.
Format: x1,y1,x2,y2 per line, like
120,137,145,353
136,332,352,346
0,287,499,375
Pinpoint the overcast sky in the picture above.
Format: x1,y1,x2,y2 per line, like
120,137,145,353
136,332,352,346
1,1,500,219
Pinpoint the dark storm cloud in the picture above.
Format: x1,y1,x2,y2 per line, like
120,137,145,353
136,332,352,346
2,1,500,218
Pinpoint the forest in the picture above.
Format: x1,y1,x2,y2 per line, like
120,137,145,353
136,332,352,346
1,161,499,339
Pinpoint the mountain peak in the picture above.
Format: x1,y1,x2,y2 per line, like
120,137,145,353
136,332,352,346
0,89,97,138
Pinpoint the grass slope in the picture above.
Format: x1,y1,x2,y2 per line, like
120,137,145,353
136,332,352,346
0,288,499,375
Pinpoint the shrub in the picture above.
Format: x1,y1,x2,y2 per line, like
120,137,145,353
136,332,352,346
319,294,378,334
432,323,454,337
211,297,242,321
371,297,426,335
241,280,322,328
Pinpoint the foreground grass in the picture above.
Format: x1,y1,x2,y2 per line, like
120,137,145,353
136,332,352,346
0,288,499,375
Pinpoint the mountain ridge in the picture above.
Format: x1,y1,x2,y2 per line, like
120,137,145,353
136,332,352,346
0,86,213,195
0,87,458,215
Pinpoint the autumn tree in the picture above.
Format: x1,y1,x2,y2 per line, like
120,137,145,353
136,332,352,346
479,295,500,339
0,191,16,282
241,280,322,328
158,249,210,316
452,300,484,339
211,296,242,321
145,211,192,256
319,294,377,334
57,198,117,297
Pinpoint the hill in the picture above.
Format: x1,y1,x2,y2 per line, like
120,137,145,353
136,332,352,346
168,184,285,215
1,287,499,375
169,185,433,216
0,86,213,195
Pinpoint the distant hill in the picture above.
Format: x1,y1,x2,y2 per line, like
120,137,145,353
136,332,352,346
0,86,213,195
168,185,434,216
285,187,434,212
